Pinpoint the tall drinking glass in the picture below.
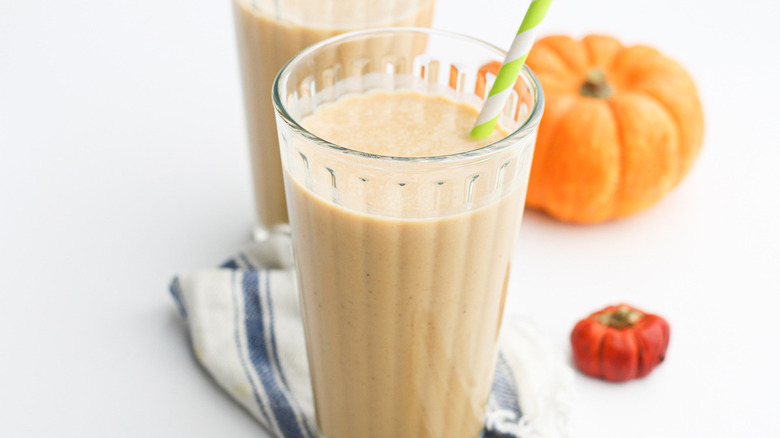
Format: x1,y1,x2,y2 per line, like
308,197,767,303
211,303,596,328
233,0,436,239
274,28,544,438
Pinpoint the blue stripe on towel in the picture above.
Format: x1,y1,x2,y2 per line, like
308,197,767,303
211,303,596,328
168,277,187,319
262,272,317,438
483,353,524,438
221,259,240,270
486,427,524,438
242,271,308,438
240,253,256,271
231,272,274,428
492,353,522,414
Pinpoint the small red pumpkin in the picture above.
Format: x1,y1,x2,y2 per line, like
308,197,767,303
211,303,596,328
571,304,670,382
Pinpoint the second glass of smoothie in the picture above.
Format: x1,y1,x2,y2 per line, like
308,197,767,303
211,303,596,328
233,0,436,238
274,29,544,437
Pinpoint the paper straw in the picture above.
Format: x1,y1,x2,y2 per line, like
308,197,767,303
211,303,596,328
470,0,552,139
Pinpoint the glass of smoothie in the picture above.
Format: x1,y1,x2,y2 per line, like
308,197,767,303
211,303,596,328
233,0,436,239
273,28,543,437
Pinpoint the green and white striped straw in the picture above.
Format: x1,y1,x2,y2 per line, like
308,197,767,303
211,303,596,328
470,0,552,139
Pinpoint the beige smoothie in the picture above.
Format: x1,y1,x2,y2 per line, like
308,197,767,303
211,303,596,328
286,91,525,438
233,0,436,231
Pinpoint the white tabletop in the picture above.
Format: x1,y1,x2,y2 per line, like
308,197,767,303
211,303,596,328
1,0,778,436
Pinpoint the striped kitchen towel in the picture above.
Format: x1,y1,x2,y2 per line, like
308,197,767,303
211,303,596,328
170,226,573,438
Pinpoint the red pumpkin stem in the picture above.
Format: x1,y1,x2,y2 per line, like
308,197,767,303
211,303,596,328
594,305,644,329
580,69,614,99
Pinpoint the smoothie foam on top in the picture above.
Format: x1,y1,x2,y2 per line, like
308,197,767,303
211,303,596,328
302,90,508,157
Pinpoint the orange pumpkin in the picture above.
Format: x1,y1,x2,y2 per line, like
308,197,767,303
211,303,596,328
523,35,704,223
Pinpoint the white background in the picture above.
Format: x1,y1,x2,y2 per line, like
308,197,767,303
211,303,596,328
1,0,779,436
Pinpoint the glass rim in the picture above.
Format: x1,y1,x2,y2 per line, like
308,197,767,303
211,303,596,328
272,27,545,164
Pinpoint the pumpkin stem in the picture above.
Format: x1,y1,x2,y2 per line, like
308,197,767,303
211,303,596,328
594,305,644,329
580,68,614,99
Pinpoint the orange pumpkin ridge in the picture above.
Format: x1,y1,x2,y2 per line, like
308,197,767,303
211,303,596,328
524,34,704,223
